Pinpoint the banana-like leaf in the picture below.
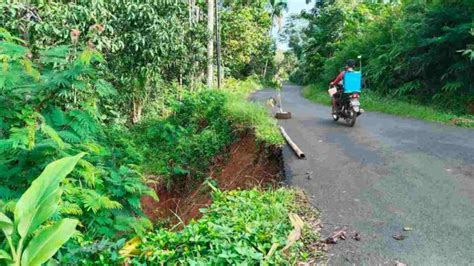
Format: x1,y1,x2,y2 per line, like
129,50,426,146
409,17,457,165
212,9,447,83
0,211,13,236
26,188,62,238
14,153,85,238
21,218,78,266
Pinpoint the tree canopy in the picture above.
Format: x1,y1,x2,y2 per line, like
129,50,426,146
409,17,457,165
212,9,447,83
285,0,474,113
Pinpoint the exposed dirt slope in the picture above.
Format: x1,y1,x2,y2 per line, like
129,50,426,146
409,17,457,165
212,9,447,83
141,132,282,224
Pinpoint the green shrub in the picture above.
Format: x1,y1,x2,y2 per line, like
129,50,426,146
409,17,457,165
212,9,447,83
134,83,283,189
133,90,234,189
223,91,283,146
0,31,157,250
134,188,300,265
223,76,262,94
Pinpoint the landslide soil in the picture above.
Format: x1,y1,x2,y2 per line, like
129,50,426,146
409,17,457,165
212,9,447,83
141,132,283,224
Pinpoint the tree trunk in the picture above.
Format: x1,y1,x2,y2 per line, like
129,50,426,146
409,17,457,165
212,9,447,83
215,0,223,88
207,0,215,88
131,99,143,124
263,14,275,79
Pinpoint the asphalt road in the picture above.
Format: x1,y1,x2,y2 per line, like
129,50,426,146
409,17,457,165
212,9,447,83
252,85,474,265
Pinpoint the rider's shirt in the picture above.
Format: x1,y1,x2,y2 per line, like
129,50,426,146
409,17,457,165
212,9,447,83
331,71,345,85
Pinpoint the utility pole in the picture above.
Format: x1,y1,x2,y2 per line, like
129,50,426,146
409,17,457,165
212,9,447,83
215,0,222,89
206,0,214,88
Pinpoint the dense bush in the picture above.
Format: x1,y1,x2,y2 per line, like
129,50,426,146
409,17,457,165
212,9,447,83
134,90,234,189
133,188,300,264
0,32,157,260
133,82,284,189
0,1,280,123
1,0,289,263
286,0,474,114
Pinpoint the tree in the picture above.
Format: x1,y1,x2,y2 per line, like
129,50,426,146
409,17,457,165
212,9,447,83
221,6,273,78
262,0,288,77
207,0,215,88
269,0,288,32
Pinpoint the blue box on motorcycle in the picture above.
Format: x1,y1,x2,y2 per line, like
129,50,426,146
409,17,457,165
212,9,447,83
343,71,362,93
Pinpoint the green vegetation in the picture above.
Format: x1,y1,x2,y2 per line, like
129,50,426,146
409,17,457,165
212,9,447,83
284,0,473,120
133,85,283,190
303,84,474,127
8,0,471,264
0,0,321,264
224,91,284,145
0,154,83,266
126,188,319,264
0,35,157,248
223,78,284,145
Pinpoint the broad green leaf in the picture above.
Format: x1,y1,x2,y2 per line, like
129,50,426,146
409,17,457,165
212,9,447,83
0,211,13,236
26,188,62,238
21,218,78,266
0,249,13,262
14,153,85,238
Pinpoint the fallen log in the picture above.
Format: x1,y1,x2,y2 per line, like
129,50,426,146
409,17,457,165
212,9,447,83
279,126,305,159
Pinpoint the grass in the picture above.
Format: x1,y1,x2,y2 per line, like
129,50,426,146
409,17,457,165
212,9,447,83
221,78,285,146
302,83,474,128
223,91,284,146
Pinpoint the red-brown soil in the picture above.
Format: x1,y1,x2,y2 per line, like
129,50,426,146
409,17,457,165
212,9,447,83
140,132,283,224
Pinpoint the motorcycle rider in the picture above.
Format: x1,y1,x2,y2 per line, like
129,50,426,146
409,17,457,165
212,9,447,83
330,59,356,114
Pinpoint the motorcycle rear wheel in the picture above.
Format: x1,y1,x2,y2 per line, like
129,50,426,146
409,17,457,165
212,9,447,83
345,110,356,127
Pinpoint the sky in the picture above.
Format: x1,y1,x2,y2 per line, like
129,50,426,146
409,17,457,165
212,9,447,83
275,0,313,50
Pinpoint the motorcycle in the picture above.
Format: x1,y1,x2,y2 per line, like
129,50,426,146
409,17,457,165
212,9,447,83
329,85,363,127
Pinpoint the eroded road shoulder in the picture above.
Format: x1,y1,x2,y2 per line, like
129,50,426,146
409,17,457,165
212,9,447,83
252,85,474,265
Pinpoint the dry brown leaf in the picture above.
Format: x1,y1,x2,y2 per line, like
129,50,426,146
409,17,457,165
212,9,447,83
282,213,304,251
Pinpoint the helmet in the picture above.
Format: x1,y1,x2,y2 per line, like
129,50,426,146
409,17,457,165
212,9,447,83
346,59,356,68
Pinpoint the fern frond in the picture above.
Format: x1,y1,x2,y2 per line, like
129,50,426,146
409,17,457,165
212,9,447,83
143,189,159,202
113,216,153,236
95,79,117,97
30,139,60,158
9,127,29,149
20,58,40,80
0,41,28,59
41,124,65,149
77,159,98,187
126,196,141,210
0,139,13,152
58,130,81,144
39,45,70,65
82,190,122,213
59,201,83,216
69,110,100,139
81,142,103,154
441,81,463,93
48,107,68,127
